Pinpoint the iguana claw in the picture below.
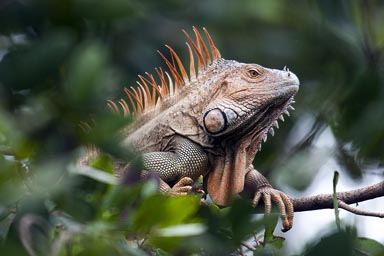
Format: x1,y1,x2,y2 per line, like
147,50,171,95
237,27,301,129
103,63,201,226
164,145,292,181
168,177,194,196
252,186,294,232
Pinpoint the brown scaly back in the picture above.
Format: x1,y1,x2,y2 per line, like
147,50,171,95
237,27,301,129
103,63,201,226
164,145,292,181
107,26,221,116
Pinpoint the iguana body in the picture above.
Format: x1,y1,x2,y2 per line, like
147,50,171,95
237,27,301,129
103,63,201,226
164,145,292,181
104,27,299,231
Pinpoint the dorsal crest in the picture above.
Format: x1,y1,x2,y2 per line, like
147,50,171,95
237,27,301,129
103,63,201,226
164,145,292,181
107,26,221,116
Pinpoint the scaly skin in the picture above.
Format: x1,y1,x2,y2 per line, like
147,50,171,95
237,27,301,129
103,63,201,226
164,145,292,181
100,28,299,231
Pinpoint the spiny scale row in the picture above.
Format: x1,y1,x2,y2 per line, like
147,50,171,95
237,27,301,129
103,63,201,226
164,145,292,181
258,99,296,151
107,27,221,116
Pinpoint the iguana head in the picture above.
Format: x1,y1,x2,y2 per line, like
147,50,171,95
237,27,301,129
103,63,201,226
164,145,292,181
202,60,299,206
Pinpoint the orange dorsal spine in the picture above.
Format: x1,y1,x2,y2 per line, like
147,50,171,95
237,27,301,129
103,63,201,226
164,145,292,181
107,27,221,117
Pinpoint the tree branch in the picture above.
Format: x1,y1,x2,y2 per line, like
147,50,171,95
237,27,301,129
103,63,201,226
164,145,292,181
337,200,384,217
291,181,384,217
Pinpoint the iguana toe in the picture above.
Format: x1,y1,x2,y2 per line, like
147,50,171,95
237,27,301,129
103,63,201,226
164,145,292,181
252,186,294,232
169,177,194,196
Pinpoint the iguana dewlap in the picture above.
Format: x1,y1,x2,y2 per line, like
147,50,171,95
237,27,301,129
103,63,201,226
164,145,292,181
106,27,299,231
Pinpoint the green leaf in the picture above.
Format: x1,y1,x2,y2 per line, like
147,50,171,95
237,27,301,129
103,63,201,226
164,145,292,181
89,154,114,173
263,214,279,244
303,230,354,256
68,164,118,185
0,207,17,242
100,183,142,218
332,170,341,230
354,237,384,256
254,236,285,255
132,194,200,233
226,198,265,243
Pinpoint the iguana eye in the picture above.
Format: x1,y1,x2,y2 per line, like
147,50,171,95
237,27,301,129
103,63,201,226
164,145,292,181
248,69,260,78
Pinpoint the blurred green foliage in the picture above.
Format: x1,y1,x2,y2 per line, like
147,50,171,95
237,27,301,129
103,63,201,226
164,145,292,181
0,0,383,255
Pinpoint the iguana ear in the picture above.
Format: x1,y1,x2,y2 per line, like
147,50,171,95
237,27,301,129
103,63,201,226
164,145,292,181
203,107,238,136
207,139,248,206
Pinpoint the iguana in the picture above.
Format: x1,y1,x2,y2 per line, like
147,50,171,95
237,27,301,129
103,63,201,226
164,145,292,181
88,27,299,232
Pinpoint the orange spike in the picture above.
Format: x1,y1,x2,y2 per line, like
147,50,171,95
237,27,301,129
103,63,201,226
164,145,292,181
149,77,158,105
107,99,119,114
157,50,183,87
203,27,221,61
118,99,130,116
124,87,137,113
137,75,153,106
194,29,202,59
139,80,152,107
138,83,149,110
138,80,154,106
165,45,188,82
139,74,162,106
182,29,205,74
156,67,173,96
138,75,161,97
170,50,177,72
193,26,210,65
186,42,196,80
147,71,168,98
165,71,174,96
130,86,143,112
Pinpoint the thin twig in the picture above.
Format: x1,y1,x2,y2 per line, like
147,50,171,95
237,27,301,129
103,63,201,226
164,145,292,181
338,200,384,218
240,241,256,251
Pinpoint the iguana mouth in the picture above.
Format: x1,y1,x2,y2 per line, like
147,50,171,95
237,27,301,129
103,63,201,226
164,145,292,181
222,92,297,144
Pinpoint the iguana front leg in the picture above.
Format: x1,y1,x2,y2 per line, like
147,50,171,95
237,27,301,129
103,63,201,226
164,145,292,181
141,136,209,195
244,164,294,232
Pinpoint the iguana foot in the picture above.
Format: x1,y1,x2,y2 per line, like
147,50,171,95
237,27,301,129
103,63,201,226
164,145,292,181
252,186,294,232
168,177,194,196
